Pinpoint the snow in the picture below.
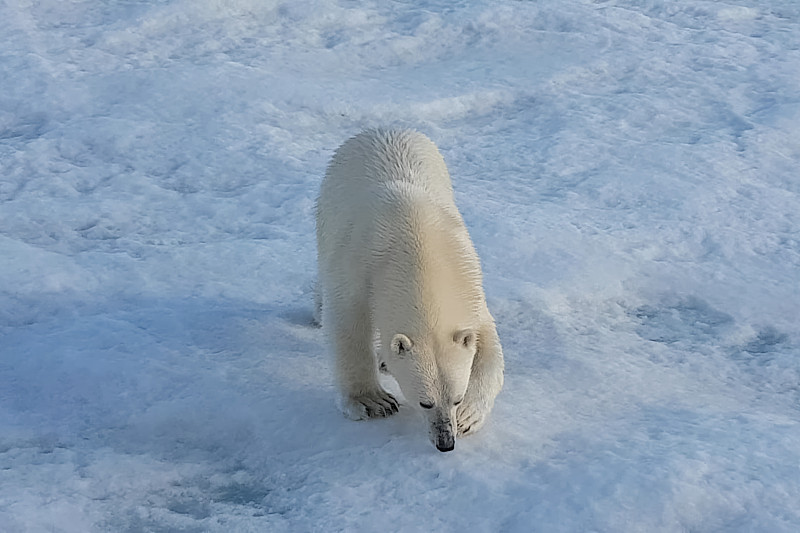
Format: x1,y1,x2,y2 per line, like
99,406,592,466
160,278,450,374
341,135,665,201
1,0,799,531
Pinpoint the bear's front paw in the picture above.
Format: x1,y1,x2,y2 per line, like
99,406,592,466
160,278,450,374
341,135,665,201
456,399,489,436
339,389,399,420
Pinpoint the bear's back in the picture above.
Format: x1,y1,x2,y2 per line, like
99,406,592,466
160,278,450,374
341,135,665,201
322,129,454,203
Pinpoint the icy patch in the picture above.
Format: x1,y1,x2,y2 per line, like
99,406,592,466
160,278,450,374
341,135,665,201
632,296,735,346
718,7,759,21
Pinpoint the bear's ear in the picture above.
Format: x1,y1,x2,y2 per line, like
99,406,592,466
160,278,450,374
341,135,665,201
391,333,412,357
453,329,477,351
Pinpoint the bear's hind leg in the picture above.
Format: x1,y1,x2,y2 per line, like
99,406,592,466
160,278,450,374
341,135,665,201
328,297,399,420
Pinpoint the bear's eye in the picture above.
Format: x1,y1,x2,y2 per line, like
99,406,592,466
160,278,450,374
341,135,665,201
420,401,434,409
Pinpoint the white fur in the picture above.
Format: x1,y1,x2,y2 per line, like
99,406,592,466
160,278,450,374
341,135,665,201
316,129,504,451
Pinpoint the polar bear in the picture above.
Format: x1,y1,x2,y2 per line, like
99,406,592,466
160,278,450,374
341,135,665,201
316,129,504,452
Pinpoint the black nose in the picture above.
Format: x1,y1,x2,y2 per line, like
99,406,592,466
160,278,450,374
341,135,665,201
435,434,455,452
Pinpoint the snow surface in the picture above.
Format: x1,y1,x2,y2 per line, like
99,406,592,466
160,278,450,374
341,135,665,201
2,0,800,531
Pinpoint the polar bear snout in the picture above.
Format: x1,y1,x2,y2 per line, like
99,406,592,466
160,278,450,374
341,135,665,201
431,416,456,452
435,432,455,453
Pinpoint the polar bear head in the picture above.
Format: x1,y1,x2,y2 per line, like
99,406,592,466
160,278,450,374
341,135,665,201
381,329,476,452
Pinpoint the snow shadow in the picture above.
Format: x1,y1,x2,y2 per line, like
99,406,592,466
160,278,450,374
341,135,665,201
1,293,465,529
